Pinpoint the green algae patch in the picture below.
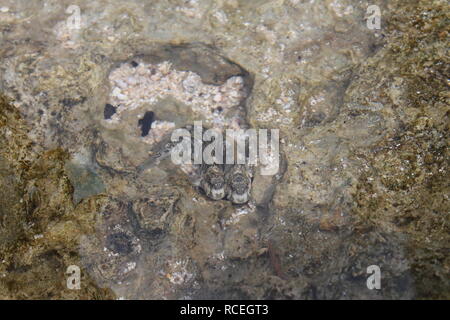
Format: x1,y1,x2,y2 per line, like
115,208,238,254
0,94,115,299
350,1,450,299
353,121,449,299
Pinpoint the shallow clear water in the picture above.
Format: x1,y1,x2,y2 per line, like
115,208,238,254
0,0,448,299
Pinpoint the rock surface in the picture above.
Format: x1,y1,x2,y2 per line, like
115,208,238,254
0,0,448,299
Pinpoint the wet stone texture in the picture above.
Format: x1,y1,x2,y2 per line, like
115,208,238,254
0,0,449,299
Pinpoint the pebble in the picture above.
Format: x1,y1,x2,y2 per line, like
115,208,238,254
106,60,247,135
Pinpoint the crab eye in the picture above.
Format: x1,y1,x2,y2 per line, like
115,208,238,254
233,174,245,184
210,176,224,188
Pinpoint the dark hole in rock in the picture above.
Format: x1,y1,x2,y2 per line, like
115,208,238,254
141,228,165,240
212,106,223,114
138,111,155,137
104,103,117,119
106,232,134,255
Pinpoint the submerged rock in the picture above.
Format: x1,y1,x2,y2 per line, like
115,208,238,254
0,0,448,300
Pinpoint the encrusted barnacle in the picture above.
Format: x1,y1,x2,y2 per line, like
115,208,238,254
84,230,141,283
225,164,253,204
79,198,142,284
106,232,135,255
95,227,141,281
132,188,179,233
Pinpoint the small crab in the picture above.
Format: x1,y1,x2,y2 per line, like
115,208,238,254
138,124,255,204
224,164,253,204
